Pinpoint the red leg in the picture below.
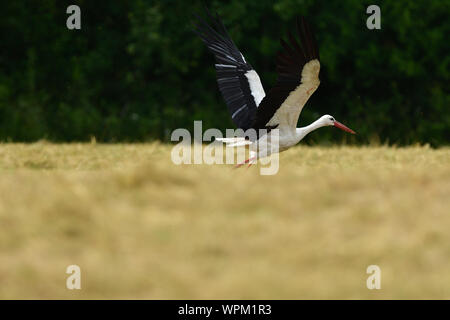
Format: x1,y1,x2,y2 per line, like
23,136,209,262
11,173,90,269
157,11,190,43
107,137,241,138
234,156,256,169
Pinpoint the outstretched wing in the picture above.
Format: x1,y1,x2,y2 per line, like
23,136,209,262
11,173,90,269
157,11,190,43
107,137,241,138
252,17,320,130
193,10,265,130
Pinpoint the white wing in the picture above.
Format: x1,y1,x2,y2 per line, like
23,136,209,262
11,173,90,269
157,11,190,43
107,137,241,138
267,59,320,128
252,17,320,131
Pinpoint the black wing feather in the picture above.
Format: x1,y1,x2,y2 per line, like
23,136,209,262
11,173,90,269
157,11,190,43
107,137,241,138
193,10,262,130
251,17,320,130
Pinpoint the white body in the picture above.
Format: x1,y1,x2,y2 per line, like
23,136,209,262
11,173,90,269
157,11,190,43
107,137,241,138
219,59,331,162
247,114,334,161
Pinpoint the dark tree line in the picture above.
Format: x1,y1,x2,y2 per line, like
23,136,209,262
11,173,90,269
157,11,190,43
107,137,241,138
0,0,448,146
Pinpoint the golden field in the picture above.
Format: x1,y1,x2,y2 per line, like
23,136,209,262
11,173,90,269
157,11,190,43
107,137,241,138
0,142,449,299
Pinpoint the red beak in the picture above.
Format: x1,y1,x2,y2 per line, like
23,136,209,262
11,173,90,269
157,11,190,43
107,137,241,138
333,121,356,134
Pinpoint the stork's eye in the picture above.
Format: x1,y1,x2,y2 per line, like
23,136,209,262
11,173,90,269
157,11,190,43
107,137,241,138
329,117,334,121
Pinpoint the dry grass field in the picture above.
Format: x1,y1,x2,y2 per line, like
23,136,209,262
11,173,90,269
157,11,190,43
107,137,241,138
0,142,449,299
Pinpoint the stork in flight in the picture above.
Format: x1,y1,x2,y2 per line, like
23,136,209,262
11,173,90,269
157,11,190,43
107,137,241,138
194,10,356,167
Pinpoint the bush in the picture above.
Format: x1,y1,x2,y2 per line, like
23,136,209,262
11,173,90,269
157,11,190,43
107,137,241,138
0,0,448,145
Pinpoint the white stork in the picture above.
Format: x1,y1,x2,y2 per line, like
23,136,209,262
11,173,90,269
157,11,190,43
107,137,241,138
194,10,355,167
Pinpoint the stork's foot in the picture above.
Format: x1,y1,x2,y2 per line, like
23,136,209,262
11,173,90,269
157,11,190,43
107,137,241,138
247,158,257,169
234,157,256,169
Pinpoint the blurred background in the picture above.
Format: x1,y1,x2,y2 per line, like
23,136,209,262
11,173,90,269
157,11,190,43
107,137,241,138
0,0,448,146
0,1,449,299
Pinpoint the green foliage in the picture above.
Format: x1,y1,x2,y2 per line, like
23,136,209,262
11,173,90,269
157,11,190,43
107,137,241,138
0,0,448,145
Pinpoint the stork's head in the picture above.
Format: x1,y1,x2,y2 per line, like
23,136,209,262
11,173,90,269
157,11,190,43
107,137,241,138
321,115,356,134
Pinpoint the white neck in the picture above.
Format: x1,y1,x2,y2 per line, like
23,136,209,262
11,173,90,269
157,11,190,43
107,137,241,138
295,118,326,143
